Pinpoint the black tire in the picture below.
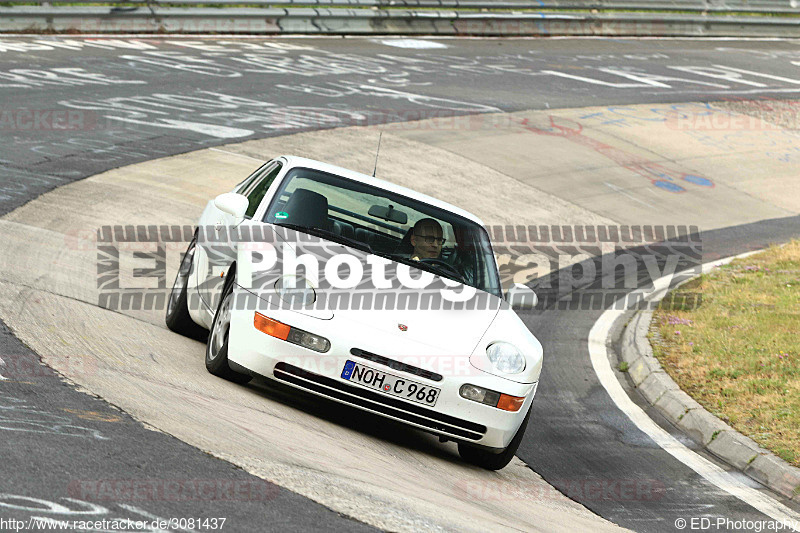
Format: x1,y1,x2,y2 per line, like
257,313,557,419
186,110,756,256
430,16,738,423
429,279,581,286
166,236,208,342
458,406,532,470
205,277,252,384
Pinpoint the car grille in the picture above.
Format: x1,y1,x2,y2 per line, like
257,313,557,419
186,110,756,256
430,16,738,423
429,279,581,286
272,362,486,441
349,348,443,382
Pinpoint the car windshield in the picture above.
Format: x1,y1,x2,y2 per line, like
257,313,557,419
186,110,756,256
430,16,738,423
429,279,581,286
264,167,502,298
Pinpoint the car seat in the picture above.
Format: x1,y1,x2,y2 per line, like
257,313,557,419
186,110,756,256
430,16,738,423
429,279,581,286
281,189,329,229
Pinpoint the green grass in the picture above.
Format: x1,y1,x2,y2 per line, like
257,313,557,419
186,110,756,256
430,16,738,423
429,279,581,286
652,240,800,467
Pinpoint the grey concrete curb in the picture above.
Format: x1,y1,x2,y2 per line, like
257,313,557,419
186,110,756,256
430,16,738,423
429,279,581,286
620,309,800,502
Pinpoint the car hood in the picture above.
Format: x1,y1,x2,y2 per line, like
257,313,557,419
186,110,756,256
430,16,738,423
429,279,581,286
334,305,501,356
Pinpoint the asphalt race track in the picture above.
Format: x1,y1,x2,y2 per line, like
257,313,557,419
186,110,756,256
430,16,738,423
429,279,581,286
1,36,799,532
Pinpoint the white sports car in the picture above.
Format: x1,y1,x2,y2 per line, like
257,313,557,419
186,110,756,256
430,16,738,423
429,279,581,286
166,155,542,470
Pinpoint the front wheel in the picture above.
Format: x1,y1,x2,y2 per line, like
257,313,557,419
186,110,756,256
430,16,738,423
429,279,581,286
205,278,252,384
458,406,531,470
166,236,208,342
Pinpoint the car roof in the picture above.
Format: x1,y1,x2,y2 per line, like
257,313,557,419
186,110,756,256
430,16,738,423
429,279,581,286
277,155,486,227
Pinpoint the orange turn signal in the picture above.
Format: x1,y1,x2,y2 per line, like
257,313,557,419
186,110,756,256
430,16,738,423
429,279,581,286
496,394,525,412
254,312,291,341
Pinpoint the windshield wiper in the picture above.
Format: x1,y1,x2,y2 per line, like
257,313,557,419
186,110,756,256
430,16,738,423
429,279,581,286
273,223,373,254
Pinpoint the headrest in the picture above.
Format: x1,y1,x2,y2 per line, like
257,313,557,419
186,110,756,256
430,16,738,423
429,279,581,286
282,188,329,229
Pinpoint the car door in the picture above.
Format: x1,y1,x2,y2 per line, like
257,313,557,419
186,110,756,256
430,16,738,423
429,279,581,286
200,160,284,312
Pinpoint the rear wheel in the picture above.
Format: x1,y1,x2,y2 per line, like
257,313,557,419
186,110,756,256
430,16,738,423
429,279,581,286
166,236,208,342
205,278,252,384
458,406,531,470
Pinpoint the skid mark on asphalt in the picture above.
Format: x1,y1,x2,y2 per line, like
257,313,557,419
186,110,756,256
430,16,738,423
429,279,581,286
0,396,107,439
61,408,123,423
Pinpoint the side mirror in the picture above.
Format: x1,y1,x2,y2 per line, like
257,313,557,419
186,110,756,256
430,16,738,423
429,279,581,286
214,193,249,225
507,283,538,310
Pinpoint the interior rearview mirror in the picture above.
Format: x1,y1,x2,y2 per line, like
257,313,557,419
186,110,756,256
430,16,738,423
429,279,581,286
368,204,408,225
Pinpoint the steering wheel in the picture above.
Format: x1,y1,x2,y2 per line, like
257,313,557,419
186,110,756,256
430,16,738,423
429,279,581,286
418,258,466,283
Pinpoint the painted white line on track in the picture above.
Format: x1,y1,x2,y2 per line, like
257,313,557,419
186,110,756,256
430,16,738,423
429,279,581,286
604,182,655,209
106,117,254,139
0,355,6,380
376,39,448,49
209,148,265,162
712,65,800,86
650,88,800,96
588,251,800,530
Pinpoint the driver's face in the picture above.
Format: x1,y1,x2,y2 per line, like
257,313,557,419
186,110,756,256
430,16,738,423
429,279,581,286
411,225,444,259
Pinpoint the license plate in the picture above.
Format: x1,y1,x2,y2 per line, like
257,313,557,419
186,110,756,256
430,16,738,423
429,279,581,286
341,360,440,407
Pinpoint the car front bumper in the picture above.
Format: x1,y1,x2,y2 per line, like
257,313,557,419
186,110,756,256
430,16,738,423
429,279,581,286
227,302,538,450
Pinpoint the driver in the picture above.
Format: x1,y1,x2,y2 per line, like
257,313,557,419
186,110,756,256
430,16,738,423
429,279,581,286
410,218,445,261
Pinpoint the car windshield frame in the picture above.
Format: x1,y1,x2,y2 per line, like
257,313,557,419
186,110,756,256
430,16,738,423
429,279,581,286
263,166,502,299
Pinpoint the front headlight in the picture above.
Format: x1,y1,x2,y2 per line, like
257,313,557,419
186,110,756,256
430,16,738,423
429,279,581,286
274,275,316,307
486,342,526,374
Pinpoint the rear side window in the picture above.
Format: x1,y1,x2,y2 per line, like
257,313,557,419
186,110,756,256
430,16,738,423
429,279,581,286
235,161,271,194
243,163,282,219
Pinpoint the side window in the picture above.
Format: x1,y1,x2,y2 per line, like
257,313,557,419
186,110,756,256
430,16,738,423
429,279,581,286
244,163,282,219
234,161,270,194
